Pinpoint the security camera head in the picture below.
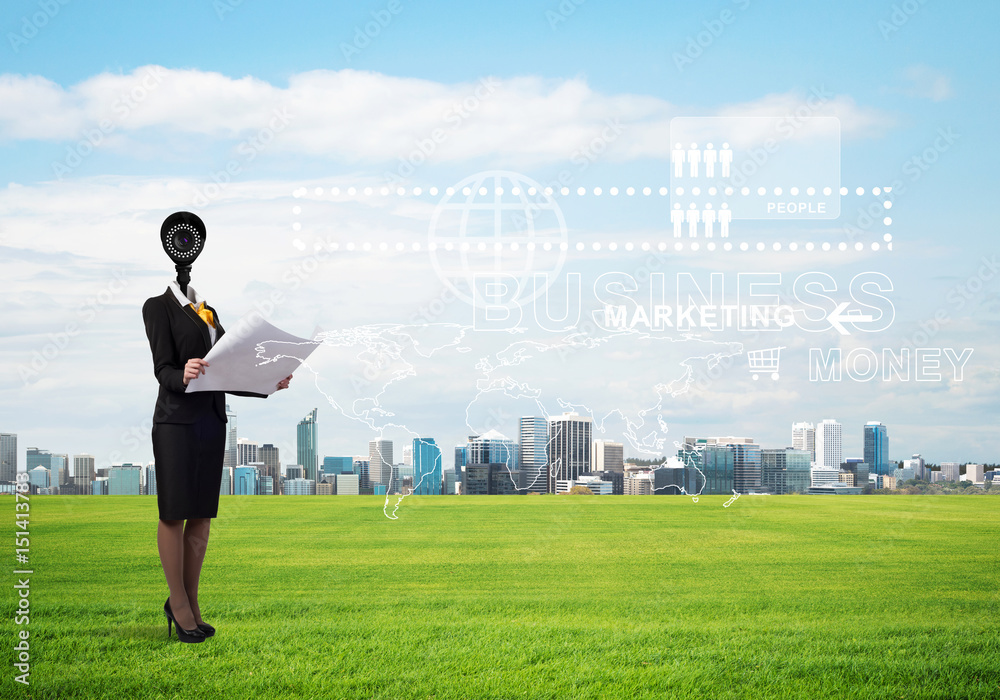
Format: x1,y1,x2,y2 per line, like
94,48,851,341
160,211,206,265
160,211,206,295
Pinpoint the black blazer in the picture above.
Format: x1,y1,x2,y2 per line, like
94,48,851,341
142,288,265,424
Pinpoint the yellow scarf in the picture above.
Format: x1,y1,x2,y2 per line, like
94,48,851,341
189,302,216,328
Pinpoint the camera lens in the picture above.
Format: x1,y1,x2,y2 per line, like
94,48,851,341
173,230,193,252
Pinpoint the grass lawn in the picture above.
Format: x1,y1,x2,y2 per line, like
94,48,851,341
4,494,999,699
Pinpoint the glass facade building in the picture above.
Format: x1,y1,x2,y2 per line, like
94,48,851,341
518,416,549,494
412,437,442,495
677,438,735,495
297,408,318,482
863,422,890,475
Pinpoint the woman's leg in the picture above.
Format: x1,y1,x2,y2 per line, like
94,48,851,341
182,518,211,625
157,519,198,629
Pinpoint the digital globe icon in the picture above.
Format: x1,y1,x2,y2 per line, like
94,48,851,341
428,170,568,309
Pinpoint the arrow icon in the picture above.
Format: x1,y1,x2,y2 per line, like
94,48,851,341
827,301,874,335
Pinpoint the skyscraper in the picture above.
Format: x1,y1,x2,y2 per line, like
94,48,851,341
547,413,592,493
815,419,842,469
863,421,890,475
465,430,519,493
762,448,812,494
74,454,95,494
519,417,548,494
236,438,259,467
709,437,761,493
297,408,318,482
1,433,18,483
108,466,142,495
224,403,238,470
791,422,816,462
592,440,624,473
369,439,393,489
412,437,442,495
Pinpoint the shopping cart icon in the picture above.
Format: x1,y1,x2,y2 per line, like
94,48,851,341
748,346,785,380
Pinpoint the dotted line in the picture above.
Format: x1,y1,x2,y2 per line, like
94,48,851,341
289,235,894,254
291,185,894,199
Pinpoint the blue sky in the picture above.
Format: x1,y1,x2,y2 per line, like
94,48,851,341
2,0,998,470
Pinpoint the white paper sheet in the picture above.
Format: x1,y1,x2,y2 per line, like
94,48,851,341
185,313,320,395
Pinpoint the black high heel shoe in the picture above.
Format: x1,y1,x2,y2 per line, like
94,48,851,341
164,598,206,643
196,621,216,638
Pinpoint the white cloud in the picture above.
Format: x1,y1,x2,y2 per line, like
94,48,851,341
0,66,895,167
901,65,953,102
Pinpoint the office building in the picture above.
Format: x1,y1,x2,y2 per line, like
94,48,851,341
841,459,870,490
464,463,519,495
965,464,985,484
863,421,890,475
444,470,457,495
353,459,370,488
791,422,816,462
323,456,354,476
0,433,16,483
29,466,50,491
465,430,518,490
369,439,393,489
762,448,812,494
92,478,108,495
297,408,319,482
556,475,614,495
624,471,654,495
237,438,258,467
677,438,735,495
284,478,316,495
224,403,238,470
145,464,157,495
234,466,259,495
519,416,549,494
547,412,592,493
815,419,842,469
403,446,413,466
902,454,926,481
220,467,233,495
939,462,960,482
336,473,360,495
412,438,442,495
709,437,761,493
652,461,700,496
593,440,624,473
810,465,840,487
74,454,96,493
108,466,142,495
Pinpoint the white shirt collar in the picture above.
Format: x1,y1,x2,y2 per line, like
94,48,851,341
168,281,217,345
168,281,207,308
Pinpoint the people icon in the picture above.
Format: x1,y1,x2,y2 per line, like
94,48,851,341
703,143,717,179
671,203,684,237
671,143,685,178
687,142,701,178
686,203,700,238
718,202,732,237
720,142,733,178
702,203,716,237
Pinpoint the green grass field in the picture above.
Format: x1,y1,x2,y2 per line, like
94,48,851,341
4,495,999,699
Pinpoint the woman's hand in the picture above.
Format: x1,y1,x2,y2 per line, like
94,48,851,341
276,374,292,391
182,358,210,386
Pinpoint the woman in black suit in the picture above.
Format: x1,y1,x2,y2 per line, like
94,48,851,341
143,281,291,643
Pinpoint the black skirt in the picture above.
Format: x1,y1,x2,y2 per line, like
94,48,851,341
152,412,227,520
